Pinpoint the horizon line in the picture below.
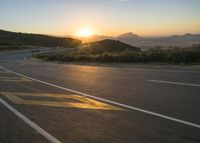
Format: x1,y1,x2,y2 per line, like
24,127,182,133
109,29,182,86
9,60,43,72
1,28,200,38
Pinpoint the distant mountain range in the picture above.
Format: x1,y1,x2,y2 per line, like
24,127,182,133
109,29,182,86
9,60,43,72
79,32,200,50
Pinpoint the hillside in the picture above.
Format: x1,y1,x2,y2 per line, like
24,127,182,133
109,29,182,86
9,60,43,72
0,29,81,48
81,39,140,54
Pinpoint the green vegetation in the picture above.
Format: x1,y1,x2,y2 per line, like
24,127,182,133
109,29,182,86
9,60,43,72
34,43,200,64
0,29,81,50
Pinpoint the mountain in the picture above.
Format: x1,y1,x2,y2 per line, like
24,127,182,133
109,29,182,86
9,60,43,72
117,32,140,39
168,33,200,41
0,29,81,48
116,33,200,50
81,39,140,54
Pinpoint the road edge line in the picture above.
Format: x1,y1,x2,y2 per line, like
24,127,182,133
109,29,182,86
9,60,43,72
0,98,61,143
149,80,200,87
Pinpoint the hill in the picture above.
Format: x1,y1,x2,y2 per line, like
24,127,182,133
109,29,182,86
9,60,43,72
0,29,81,48
81,39,140,54
117,32,141,40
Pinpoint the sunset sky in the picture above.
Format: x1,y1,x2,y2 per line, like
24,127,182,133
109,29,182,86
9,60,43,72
0,0,200,37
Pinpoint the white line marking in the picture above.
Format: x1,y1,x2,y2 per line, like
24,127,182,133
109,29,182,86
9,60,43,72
45,68,55,71
124,68,200,74
150,80,200,87
0,98,61,143
0,65,200,129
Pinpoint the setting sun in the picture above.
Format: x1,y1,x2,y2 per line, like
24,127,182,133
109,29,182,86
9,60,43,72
78,28,94,37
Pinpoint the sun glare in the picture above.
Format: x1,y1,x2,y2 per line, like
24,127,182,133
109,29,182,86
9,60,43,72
78,28,94,37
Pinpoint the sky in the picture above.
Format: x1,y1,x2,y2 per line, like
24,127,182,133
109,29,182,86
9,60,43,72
0,0,200,37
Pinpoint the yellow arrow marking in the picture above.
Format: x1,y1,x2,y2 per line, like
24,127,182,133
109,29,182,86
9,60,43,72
1,92,122,110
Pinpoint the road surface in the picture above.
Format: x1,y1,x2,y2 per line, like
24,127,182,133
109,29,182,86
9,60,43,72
0,49,200,143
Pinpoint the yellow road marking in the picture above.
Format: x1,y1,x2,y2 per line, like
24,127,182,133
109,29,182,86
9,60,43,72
0,76,31,82
0,69,31,82
1,92,122,110
0,70,9,73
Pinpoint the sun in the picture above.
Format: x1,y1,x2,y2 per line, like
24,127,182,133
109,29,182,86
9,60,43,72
78,28,94,37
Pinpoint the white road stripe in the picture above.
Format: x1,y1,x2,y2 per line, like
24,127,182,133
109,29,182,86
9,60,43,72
0,65,200,129
0,98,61,143
45,68,55,71
150,80,200,87
124,68,200,74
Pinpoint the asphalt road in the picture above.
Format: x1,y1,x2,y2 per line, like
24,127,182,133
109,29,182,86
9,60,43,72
0,49,200,143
